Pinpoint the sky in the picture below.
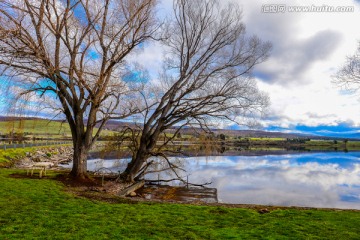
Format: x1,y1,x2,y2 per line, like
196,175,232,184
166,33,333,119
134,0,360,137
244,0,360,137
1,0,360,138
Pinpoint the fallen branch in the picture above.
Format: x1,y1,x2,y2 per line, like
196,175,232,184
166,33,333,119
118,180,145,197
145,178,212,188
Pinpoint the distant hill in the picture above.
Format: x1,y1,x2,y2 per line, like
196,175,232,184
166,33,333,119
169,127,334,140
97,120,317,139
0,116,46,121
96,119,139,131
0,116,356,140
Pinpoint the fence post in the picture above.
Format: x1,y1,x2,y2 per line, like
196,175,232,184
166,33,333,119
187,175,189,189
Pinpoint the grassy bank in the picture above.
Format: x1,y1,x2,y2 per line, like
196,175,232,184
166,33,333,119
0,169,360,239
0,148,35,167
0,145,70,168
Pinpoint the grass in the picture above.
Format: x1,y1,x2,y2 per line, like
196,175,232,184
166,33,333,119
0,119,71,136
0,148,35,167
249,137,285,141
0,119,115,138
1,169,360,239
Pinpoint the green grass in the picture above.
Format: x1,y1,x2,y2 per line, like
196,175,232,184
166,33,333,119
0,119,71,135
0,148,35,167
249,137,285,141
0,119,115,138
0,169,360,239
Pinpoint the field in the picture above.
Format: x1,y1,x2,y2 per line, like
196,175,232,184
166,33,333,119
0,119,115,138
0,119,71,136
1,169,360,239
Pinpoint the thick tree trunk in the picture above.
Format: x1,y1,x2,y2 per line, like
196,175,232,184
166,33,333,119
70,142,90,179
69,120,93,179
122,150,148,182
66,106,99,180
122,123,163,182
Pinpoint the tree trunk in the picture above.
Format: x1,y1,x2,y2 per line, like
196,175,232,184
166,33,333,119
70,137,91,179
122,126,162,182
66,107,96,179
122,145,148,182
122,151,147,182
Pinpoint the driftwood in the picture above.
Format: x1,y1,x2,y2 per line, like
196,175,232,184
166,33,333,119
145,178,212,188
118,180,145,197
56,158,72,164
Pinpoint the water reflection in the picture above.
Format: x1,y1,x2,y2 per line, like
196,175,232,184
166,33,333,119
63,151,360,209
184,153,360,209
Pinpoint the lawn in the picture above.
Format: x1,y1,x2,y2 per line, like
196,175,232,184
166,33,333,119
1,169,360,239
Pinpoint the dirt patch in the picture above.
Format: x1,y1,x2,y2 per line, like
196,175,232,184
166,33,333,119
56,174,132,196
56,174,103,188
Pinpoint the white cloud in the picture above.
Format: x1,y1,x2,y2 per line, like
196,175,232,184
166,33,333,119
128,41,165,78
237,0,360,128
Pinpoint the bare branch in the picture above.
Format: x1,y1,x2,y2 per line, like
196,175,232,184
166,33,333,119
0,0,159,178
121,0,271,183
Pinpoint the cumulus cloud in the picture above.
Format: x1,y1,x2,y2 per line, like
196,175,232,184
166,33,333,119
262,30,342,85
127,41,165,78
228,0,360,130
242,1,344,85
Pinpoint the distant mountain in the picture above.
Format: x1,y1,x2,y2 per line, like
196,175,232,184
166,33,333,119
0,116,45,121
307,131,360,140
95,120,139,131
0,116,356,140
170,128,335,140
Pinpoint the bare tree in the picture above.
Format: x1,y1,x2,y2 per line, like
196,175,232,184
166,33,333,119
333,44,360,91
0,0,158,178
120,0,271,182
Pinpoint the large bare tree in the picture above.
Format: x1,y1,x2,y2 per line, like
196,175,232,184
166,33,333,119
333,44,360,91
120,0,271,182
0,0,158,178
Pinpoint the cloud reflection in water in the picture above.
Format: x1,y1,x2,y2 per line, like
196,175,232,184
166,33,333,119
184,152,360,209
63,152,360,209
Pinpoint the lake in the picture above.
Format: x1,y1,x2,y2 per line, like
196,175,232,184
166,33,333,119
62,151,360,209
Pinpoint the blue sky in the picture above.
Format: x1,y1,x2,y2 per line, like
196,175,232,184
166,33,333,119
2,0,360,138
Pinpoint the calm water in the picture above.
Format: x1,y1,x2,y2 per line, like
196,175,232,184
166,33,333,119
62,151,360,209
